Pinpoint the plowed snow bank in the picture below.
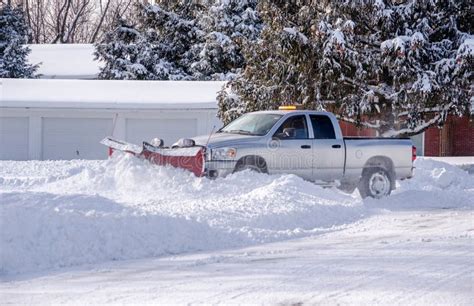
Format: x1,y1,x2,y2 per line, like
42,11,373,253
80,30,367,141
0,156,472,275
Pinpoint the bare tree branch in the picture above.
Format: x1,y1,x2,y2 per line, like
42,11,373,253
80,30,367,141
53,0,68,41
90,0,110,43
51,0,72,43
65,0,91,42
11,0,140,44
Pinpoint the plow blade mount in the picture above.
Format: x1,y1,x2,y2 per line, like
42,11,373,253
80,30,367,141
101,137,205,177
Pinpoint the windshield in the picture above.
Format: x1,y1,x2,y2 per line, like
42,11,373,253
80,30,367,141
220,113,283,136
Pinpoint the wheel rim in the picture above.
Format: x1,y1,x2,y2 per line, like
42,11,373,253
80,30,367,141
368,171,390,198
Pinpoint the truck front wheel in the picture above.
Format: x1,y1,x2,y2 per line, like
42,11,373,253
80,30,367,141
358,167,393,199
234,156,268,174
235,164,263,173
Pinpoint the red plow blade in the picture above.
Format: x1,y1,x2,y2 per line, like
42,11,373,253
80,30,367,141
101,137,205,177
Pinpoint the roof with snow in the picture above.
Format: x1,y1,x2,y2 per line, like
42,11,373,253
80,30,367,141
28,44,101,79
0,79,225,109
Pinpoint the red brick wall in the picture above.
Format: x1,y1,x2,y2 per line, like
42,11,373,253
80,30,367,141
450,116,474,156
339,116,473,156
424,126,441,156
338,121,377,137
424,116,474,156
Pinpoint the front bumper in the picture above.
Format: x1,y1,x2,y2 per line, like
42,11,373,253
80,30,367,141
203,160,237,178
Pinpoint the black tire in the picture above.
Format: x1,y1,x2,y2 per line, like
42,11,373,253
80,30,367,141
234,164,263,173
358,167,393,199
234,156,267,174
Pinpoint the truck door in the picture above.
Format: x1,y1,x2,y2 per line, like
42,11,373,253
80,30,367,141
309,115,345,182
270,115,313,180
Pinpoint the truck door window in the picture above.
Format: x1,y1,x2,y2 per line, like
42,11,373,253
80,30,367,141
274,115,308,139
310,115,336,139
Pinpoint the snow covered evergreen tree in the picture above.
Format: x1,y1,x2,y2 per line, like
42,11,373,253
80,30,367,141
96,1,263,81
218,0,472,136
0,4,37,78
95,9,188,81
94,15,149,80
217,1,323,122
191,0,262,80
135,1,206,80
96,1,205,80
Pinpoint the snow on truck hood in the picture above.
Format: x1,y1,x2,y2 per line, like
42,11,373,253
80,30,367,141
192,132,261,148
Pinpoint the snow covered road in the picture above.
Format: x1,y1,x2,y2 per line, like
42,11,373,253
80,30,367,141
1,210,472,304
0,155,473,303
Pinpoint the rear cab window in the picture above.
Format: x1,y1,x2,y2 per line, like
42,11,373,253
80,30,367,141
310,115,336,139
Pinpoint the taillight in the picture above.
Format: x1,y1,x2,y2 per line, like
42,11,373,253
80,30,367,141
412,146,417,162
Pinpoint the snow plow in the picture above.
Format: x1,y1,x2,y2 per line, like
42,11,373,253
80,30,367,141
101,137,205,177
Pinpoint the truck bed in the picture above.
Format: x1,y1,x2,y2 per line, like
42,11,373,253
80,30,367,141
343,137,413,181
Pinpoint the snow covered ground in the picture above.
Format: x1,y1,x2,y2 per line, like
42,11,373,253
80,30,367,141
0,155,473,304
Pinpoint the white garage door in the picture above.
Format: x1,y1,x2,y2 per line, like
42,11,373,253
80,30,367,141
42,118,112,160
0,117,29,160
126,118,197,147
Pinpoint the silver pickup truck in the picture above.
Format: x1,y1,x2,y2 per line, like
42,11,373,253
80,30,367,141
192,109,416,198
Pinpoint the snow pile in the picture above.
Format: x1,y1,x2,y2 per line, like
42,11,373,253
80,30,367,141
26,154,362,233
0,160,102,191
408,159,474,190
0,155,362,275
0,192,228,275
368,159,474,210
0,156,472,275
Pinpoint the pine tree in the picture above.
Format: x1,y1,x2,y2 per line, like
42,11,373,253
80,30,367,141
0,4,37,78
95,11,186,81
95,16,147,80
218,0,472,136
218,1,324,123
136,1,205,80
96,1,264,81
191,0,263,80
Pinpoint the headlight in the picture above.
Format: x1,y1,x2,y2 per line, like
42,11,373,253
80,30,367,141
211,147,237,160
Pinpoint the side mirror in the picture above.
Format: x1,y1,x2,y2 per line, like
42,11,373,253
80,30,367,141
282,128,296,138
172,138,196,148
150,138,164,147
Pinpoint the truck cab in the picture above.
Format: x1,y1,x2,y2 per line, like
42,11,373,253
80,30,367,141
193,107,415,198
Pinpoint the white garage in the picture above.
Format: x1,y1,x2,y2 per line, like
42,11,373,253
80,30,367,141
0,79,224,160
0,117,29,160
42,117,112,160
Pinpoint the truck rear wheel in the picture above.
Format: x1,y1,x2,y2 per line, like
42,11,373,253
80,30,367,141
358,167,393,199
